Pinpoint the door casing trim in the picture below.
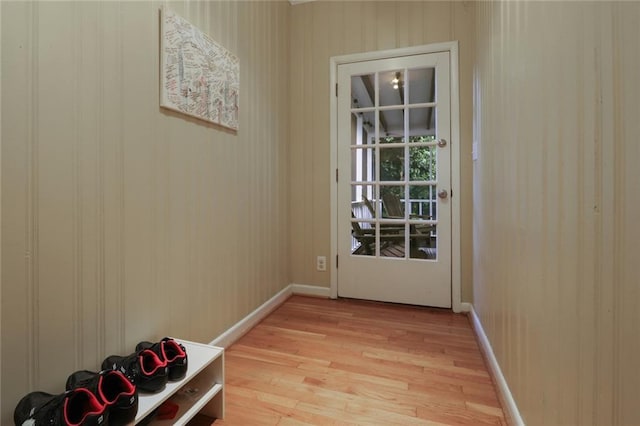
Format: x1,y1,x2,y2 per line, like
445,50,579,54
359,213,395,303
329,42,463,312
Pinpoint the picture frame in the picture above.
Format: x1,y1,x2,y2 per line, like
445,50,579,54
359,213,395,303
160,7,239,130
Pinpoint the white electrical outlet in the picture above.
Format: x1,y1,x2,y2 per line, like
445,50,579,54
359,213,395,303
316,256,327,271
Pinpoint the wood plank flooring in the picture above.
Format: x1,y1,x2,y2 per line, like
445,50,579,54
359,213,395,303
209,295,505,425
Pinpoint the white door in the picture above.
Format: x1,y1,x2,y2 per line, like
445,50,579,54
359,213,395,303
337,52,451,307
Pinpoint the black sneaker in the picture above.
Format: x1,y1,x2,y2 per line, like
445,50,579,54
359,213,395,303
135,337,188,381
14,388,108,426
65,370,138,426
102,349,168,393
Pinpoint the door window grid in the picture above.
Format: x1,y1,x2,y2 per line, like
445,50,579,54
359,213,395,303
350,68,438,259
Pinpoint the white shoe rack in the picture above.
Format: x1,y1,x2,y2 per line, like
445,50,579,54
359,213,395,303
134,339,224,425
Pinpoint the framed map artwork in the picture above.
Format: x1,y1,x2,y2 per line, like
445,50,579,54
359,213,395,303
160,7,239,130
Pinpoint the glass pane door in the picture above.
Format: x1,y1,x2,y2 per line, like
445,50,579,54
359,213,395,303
337,50,451,308
349,66,438,260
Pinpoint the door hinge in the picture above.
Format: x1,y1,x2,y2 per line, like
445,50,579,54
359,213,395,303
335,83,338,97
335,168,339,182
336,254,339,268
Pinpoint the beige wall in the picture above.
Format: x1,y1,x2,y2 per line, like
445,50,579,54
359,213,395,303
0,1,289,422
289,1,475,301
474,2,640,425
0,0,3,412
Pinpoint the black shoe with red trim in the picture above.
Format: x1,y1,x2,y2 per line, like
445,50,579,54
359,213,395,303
65,370,138,426
14,388,108,426
135,337,188,381
101,349,168,393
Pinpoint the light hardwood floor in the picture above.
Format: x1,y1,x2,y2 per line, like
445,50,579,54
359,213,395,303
207,295,505,425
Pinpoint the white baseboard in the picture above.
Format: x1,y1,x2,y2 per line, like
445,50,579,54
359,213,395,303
469,305,525,426
290,283,331,298
458,301,472,313
209,285,292,348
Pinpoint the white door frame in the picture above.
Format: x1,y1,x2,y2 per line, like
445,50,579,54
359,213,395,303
329,41,463,313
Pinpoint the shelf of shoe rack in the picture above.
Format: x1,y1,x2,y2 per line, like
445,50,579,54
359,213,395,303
135,339,224,425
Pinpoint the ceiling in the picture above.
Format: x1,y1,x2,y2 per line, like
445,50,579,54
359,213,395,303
351,67,436,138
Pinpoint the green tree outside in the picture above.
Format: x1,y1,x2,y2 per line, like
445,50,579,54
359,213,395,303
379,135,436,216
